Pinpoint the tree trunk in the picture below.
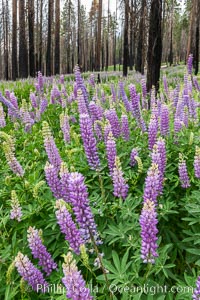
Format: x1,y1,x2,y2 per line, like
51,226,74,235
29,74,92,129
129,0,134,70
77,0,81,66
19,0,28,78
46,0,53,76
54,0,60,74
12,0,18,80
106,0,110,71
39,0,43,72
135,0,146,74
146,0,162,93
123,0,129,77
96,0,102,71
28,0,35,77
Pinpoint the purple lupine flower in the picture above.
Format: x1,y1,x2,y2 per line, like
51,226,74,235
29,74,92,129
193,77,200,91
129,84,140,119
160,104,169,136
174,117,183,135
183,106,189,127
106,131,117,175
14,252,48,292
129,84,146,131
0,93,20,119
45,162,62,199
62,252,93,300
178,154,190,188
112,156,129,200
37,71,44,91
73,82,78,98
163,75,169,97
139,200,159,263
68,172,100,244
60,164,70,202
173,85,180,109
89,101,103,124
193,276,200,299
10,190,22,222
141,78,147,100
194,147,200,179
143,163,160,204
119,81,131,112
111,84,116,102
3,142,24,177
151,144,165,194
148,115,158,150
104,121,112,143
10,92,19,109
40,98,48,114
43,136,62,171
77,89,88,115
74,65,89,107
79,113,100,170
94,121,103,140
42,122,62,171
50,86,61,104
60,112,70,143
88,73,95,87
60,74,65,84
30,93,38,108
105,108,121,138
0,103,6,128
130,148,139,167
190,99,198,120
27,227,57,276
156,138,167,176
121,114,130,141
187,54,193,75
55,200,84,254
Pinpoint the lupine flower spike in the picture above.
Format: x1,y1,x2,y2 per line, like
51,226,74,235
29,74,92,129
178,154,190,188
62,252,93,300
140,200,159,263
27,227,57,276
14,252,48,292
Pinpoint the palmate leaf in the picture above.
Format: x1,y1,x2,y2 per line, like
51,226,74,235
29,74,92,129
103,222,133,245
101,250,131,286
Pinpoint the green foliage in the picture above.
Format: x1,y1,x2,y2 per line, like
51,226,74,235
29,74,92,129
0,66,200,299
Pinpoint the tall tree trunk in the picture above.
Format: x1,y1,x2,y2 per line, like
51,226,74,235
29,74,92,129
135,0,146,74
129,0,134,70
12,0,18,80
106,0,110,71
46,0,53,76
4,0,9,80
28,0,35,77
77,0,81,66
168,0,173,66
96,0,102,71
39,0,43,72
123,0,129,77
193,0,199,75
54,0,60,74
19,0,28,78
146,0,162,93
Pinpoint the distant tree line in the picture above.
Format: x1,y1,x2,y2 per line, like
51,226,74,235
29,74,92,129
0,0,199,90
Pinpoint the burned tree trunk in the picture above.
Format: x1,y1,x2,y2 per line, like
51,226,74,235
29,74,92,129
12,0,18,80
54,0,60,74
123,0,129,77
146,0,162,93
19,0,28,78
28,0,35,77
